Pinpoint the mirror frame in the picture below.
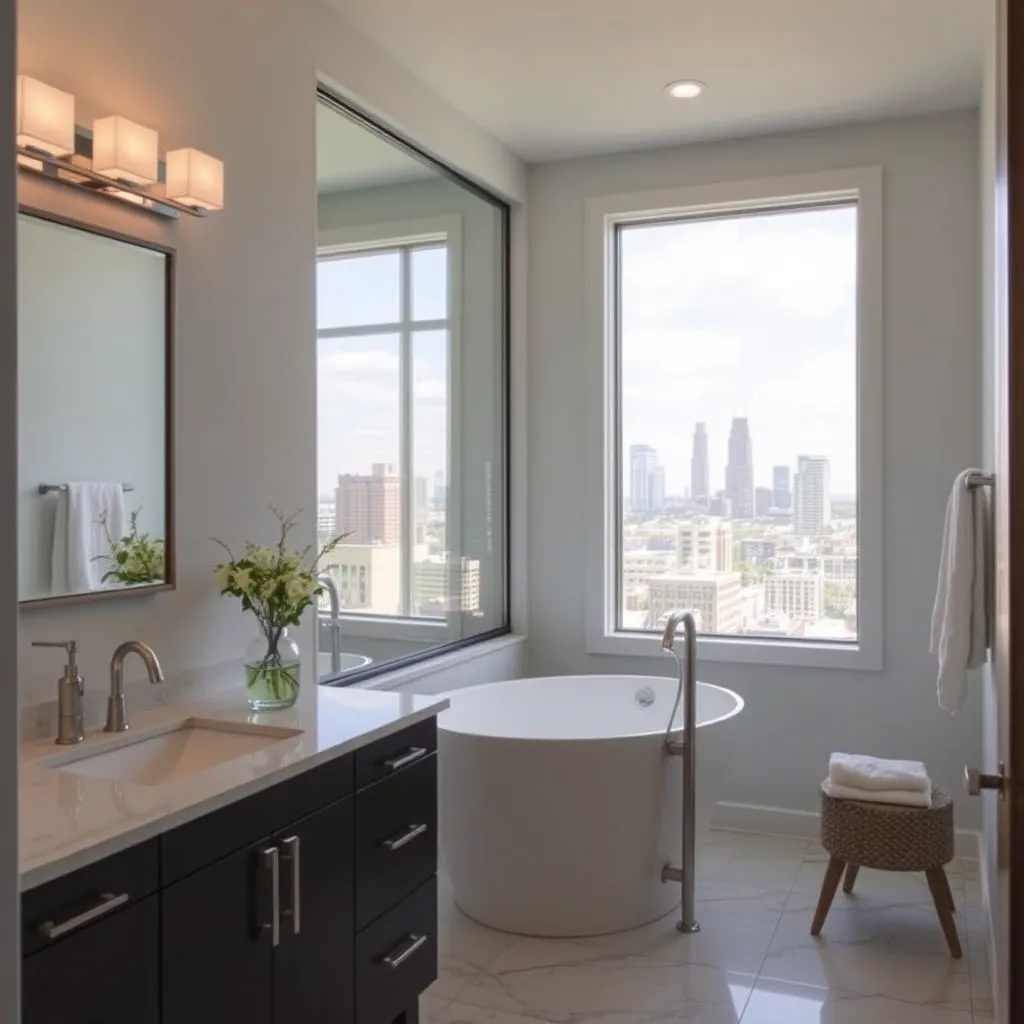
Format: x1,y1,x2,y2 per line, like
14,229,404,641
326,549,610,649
17,205,176,608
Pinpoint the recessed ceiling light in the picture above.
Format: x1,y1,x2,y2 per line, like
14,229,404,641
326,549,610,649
665,79,705,100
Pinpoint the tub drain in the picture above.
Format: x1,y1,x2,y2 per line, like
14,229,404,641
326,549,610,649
635,686,656,707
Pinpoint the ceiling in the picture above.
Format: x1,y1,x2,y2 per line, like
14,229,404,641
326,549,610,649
324,0,987,161
316,102,437,193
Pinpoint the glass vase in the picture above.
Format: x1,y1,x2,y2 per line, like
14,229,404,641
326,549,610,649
245,628,301,711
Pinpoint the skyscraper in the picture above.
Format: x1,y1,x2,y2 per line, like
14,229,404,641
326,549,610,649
335,463,401,545
629,444,659,514
649,466,666,512
725,418,755,519
772,465,792,509
690,423,709,505
793,455,832,537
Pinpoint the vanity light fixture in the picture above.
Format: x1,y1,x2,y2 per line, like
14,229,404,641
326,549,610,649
13,75,224,220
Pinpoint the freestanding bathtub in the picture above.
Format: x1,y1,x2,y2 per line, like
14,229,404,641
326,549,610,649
438,675,744,937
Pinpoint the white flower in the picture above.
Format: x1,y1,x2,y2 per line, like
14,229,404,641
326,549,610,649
250,546,276,571
260,577,278,600
285,576,308,603
214,565,232,590
231,568,253,594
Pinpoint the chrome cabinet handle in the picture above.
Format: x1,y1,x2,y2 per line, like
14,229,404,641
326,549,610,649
381,747,428,772
381,933,427,969
280,836,301,936
382,823,428,852
39,892,129,940
260,847,280,947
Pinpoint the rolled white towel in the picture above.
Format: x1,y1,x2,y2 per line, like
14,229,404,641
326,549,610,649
822,779,933,809
829,752,930,794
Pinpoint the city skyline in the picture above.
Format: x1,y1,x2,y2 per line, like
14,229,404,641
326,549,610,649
619,203,858,496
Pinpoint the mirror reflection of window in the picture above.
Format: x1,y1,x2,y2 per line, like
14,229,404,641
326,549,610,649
315,95,508,685
16,212,172,605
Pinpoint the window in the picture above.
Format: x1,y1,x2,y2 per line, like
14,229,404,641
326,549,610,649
587,170,882,669
317,240,450,621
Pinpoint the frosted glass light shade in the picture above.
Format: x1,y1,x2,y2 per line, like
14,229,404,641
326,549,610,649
92,115,158,184
16,76,75,156
165,148,224,210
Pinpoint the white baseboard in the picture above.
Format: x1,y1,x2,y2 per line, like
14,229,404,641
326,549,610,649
713,800,981,860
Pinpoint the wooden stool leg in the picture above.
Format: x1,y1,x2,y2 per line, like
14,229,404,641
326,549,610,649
810,856,845,936
842,863,860,894
934,866,956,913
926,868,962,958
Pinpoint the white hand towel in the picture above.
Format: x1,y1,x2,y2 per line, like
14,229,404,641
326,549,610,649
931,468,992,713
822,779,933,809
829,752,930,794
51,482,126,593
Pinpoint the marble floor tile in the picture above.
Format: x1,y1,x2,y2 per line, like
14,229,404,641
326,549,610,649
575,881,787,974
696,831,810,889
740,978,973,1024
435,902,521,1003
454,938,756,1023
434,1002,556,1024
792,855,966,906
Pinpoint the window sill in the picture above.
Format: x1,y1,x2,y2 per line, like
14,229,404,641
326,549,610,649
586,630,882,671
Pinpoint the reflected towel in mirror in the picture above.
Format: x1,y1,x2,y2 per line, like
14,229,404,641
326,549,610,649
51,482,126,593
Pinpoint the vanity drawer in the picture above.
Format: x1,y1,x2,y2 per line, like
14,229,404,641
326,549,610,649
355,754,437,929
355,718,437,791
355,876,437,1024
21,839,159,957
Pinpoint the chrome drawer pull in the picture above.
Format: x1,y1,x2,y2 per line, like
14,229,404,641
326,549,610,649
381,932,427,969
260,846,280,948
39,892,130,940
382,823,428,852
381,747,428,772
281,835,301,936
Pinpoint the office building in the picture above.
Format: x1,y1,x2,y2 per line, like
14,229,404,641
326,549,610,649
755,486,773,516
690,423,709,505
647,572,744,634
629,444,659,513
772,553,858,586
649,465,666,512
740,539,777,565
765,572,824,623
793,455,832,537
331,544,401,616
335,463,401,545
414,556,481,614
725,417,755,518
676,517,733,573
773,465,792,509
317,501,337,537
621,549,676,589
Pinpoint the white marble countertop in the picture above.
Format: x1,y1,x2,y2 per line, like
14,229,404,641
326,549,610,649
19,685,448,891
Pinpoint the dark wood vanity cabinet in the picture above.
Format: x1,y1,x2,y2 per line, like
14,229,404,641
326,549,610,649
20,718,439,1024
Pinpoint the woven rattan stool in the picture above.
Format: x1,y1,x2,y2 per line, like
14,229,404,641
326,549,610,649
810,784,961,958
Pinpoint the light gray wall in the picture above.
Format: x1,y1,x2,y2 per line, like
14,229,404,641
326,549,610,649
17,215,166,599
0,0,19,1010
15,0,524,713
527,112,985,827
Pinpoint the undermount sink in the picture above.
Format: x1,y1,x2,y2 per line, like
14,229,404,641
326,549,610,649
43,719,304,787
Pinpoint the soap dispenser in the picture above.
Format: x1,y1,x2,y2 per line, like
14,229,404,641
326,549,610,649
31,640,84,745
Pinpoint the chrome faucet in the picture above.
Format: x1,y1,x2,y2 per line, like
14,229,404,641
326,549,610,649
317,572,342,676
32,640,84,745
661,608,696,653
105,641,164,732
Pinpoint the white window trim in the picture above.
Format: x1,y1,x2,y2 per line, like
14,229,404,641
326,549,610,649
583,168,884,671
317,214,464,645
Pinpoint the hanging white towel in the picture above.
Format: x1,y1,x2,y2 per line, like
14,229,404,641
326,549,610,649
930,469,991,713
828,752,930,794
822,779,933,809
51,482,126,593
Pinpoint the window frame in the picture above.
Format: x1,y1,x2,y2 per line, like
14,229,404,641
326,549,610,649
317,214,465,645
584,168,884,671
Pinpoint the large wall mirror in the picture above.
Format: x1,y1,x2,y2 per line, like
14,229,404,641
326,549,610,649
17,209,174,606
316,91,509,684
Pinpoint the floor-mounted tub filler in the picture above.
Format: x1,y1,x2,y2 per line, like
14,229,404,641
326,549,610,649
438,637,744,938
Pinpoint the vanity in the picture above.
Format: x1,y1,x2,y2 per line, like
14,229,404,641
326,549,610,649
18,687,447,1024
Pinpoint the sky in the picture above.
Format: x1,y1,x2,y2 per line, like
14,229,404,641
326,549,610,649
316,202,859,501
620,203,858,497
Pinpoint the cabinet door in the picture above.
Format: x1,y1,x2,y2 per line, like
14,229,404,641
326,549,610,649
274,797,354,1023
161,843,275,1024
22,895,159,1024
